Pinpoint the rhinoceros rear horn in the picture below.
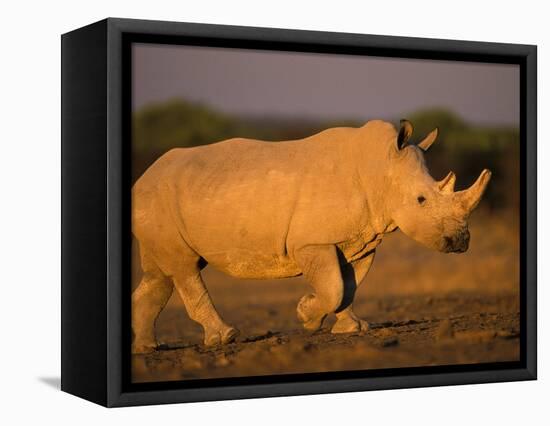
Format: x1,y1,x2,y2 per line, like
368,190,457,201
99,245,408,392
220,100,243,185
438,171,456,194
459,169,492,212
397,119,413,149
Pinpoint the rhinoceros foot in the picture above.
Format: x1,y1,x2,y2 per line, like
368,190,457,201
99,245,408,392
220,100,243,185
297,294,327,331
204,325,240,346
331,314,369,334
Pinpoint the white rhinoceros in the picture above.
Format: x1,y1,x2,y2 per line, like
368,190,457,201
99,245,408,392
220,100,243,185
131,119,491,353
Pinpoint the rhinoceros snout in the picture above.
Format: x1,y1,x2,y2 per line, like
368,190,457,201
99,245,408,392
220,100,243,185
443,229,470,253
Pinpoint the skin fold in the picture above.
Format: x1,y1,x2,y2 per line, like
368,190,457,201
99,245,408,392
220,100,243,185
131,119,491,353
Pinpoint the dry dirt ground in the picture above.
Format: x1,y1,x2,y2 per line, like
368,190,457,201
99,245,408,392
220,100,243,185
132,214,520,383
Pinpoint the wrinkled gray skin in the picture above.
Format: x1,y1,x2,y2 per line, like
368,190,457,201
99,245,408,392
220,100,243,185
131,119,491,353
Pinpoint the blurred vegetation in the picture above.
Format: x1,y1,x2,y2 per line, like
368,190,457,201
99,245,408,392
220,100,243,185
132,100,519,211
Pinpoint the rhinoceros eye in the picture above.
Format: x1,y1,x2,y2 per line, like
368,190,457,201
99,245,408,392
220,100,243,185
417,195,426,205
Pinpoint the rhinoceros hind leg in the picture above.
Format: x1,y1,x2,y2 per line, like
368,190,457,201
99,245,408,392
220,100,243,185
172,262,239,346
132,250,173,354
295,244,344,331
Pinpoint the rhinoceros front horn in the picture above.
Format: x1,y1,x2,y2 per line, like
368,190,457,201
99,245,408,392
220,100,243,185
459,169,492,213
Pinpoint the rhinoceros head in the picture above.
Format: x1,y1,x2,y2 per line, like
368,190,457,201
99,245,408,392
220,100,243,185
385,120,492,253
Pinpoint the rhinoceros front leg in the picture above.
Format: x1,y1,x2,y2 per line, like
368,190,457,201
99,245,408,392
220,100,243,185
295,244,344,331
331,251,375,334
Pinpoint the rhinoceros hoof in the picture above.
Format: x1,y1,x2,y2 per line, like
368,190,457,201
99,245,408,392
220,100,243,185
204,326,240,346
297,294,325,331
331,318,370,334
132,341,157,354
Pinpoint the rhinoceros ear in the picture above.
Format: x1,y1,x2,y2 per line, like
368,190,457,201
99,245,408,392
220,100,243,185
417,127,439,151
397,119,413,150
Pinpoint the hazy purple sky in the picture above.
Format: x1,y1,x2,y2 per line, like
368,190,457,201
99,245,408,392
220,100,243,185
133,43,519,126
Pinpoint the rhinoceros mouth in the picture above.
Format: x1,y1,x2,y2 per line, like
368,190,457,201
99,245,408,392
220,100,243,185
445,245,468,254
442,230,470,253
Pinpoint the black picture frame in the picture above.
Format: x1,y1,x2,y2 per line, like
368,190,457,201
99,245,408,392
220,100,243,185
61,17,537,407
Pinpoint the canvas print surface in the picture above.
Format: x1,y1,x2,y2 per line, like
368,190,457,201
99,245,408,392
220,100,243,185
130,43,520,383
